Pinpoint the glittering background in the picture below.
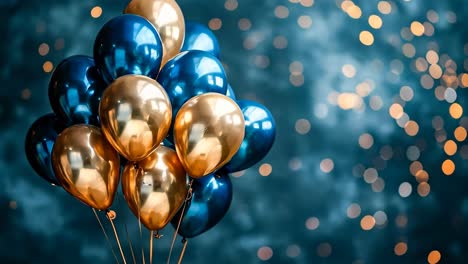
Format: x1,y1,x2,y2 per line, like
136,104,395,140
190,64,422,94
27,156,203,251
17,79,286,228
2,0,468,263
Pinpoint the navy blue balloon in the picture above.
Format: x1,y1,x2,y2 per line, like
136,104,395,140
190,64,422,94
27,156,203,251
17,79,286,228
226,84,236,100
182,21,220,58
25,114,67,186
157,49,228,122
93,14,163,83
48,55,106,125
172,172,232,238
223,100,276,172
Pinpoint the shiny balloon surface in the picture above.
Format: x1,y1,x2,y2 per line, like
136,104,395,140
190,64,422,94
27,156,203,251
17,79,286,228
48,55,106,125
25,113,67,185
52,125,120,210
93,14,163,83
172,171,232,238
182,21,220,58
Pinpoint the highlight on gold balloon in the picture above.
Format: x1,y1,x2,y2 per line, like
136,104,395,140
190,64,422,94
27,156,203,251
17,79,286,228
23,2,276,263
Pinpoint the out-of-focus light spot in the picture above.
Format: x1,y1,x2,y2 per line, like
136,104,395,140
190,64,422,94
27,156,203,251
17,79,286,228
416,57,429,72
273,36,288,49
38,43,49,56
342,64,356,78
9,201,17,210
363,168,378,183
274,5,289,19
21,88,31,100
400,27,413,41
288,158,302,171
449,103,463,119
406,146,420,161
300,0,314,7
417,182,430,197
286,244,301,258
372,178,385,192
429,64,443,79
231,170,245,178
295,119,311,135
298,15,313,29
423,22,435,36
374,211,387,226
370,96,383,111
399,182,412,198
427,250,441,264
316,243,332,258
289,74,304,87
42,61,54,73
415,170,429,183
389,103,404,119
347,203,361,219
208,18,222,30
90,6,102,18
360,215,376,230
426,50,439,64
421,74,434,89
394,242,408,256
305,217,320,230
400,86,414,101
259,163,272,176
390,59,404,75
402,43,416,58
355,81,373,97
337,93,362,110
224,0,238,11
347,5,362,19
254,55,270,69
368,15,382,29
404,121,419,136
410,21,424,36
359,133,374,149
427,10,439,23
377,1,392,14
289,61,303,75
410,161,423,176
396,113,410,128
396,214,408,228
460,73,468,87
380,145,393,160
320,158,334,173
238,18,251,31
446,11,457,23
359,31,374,46
54,38,65,50
432,116,444,130
257,246,273,261
444,88,457,103
441,159,455,176
444,140,457,156
454,127,467,141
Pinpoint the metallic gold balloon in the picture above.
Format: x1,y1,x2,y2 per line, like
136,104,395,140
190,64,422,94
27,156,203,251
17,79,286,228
122,146,188,231
52,125,120,210
125,0,185,66
99,75,172,161
174,93,245,178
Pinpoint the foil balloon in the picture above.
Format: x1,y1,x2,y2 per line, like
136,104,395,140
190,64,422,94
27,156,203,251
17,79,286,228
25,113,67,186
223,100,276,173
157,50,228,132
99,75,172,161
124,0,185,66
122,146,188,231
93,14,163,83
173,93,245,178
182,21,220,58
226,84,236,100
172,171,232,238
48,55,106,125
52,125,120,210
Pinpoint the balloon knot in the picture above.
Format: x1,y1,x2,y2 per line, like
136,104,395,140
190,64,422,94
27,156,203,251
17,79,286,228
106,210,116,220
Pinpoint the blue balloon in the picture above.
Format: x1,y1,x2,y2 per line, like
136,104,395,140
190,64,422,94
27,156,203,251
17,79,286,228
48,55,106,125
157,50,228,129
93,14,163,83
182,21,220,58
226,84,236,100
223,100,276,172
25,113,67,186
171,172,232,238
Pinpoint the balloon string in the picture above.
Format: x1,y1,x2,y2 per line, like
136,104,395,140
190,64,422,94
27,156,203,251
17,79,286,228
92,208,121,264
107,211,128,264
149,231,154,264
177,239,189,264
166,179,194,264
138,210,146,264
116,191,137,264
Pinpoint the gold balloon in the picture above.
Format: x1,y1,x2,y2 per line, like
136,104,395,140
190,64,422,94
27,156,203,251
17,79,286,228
125,0,185,66
99,75,172,161
122,146,188,231
174,93,245,178
52,125,120,210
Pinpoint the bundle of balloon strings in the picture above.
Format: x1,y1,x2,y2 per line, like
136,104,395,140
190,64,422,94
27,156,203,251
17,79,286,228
25,0,275,263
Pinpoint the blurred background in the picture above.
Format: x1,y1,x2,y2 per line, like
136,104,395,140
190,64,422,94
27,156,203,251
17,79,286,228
2,0,468,263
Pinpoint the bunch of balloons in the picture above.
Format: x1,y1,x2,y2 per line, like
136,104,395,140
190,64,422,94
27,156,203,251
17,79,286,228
25,0,275,247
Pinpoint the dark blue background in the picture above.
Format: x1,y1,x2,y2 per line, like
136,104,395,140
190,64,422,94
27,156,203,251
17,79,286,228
2,0,468,263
